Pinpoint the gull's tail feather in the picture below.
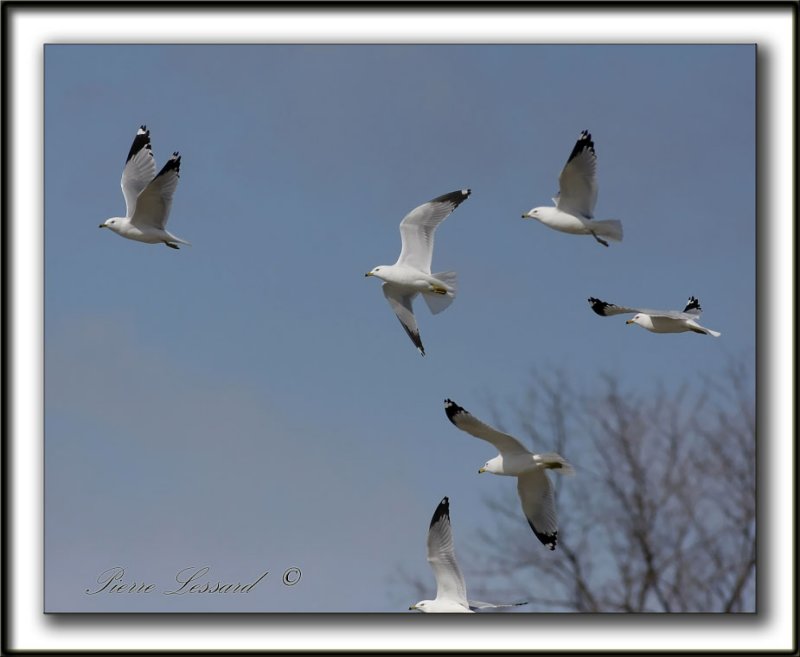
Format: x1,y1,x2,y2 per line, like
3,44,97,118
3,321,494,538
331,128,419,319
593,219,623,242
423,271,457,315
536,452,574,475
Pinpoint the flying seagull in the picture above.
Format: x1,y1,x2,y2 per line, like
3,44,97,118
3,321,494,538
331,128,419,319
588,296,721,337
522,130,622,247
366,189,470,356
444,399,574,550
99,125,190,249
409,496,528,613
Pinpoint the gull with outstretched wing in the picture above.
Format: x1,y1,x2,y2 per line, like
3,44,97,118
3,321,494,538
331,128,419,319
366,189,470,356
444,399,574,551
99,125,189,249
588,296,721,336
523,130,622,247
410,497,528,613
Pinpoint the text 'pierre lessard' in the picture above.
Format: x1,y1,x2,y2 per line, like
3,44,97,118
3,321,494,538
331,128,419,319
85,565,302,595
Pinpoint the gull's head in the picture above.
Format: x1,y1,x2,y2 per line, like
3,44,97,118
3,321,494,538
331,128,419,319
627,313,655,331
365,266,387,281
522,207,541,220
479,456,503,474
409,600,431,612
100,217,122,232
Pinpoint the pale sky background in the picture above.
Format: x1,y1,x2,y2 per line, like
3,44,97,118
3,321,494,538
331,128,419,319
44,44,754,612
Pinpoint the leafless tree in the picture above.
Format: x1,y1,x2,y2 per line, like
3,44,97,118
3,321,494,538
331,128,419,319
456,360,756,613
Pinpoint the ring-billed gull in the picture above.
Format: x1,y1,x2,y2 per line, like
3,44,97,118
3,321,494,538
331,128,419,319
522,130,622,247
444,399,574,550
588,296,721,337
99,125,190,249
366,189,471,356
409,497,528,613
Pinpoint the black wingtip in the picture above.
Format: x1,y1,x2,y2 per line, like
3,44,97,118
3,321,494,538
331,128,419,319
566,130,595,164
155,153,181,178
430,188,472,208
443,398,466,425
528,520,557,550
392,314,425,357
587,297,611,316
683,296,702,313
430,496,450,528
126,126,152,164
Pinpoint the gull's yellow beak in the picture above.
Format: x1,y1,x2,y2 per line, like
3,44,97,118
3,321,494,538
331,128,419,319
365,272,373,277
98,224,106,228
478,467,486,474
626,319,634,325
408,605,415,610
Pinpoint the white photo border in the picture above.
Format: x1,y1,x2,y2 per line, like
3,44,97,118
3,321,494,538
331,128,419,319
5,2,795,653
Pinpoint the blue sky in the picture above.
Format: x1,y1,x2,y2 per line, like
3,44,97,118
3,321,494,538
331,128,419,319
44,44,754,612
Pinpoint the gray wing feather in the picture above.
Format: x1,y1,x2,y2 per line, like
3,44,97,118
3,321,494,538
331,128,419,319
517,470,558,550
131,153,181,230
469,600,528,610
382,284,424,355
427,498,468,605
121,126,156,218
587,297,698,320
444,400,528,455
396,189,470,273
556,131,597,219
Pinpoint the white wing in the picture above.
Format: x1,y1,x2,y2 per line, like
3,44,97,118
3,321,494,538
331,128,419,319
426,497,468,606
555,130,597,219
517,470,558,550
396,189,471,273
444,399,528,455
382,284,424,356
121,126,156,218
130,152,181,230
588,296,702,320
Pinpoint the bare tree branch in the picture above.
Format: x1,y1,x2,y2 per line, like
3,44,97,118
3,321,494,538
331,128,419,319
460,361,756,613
